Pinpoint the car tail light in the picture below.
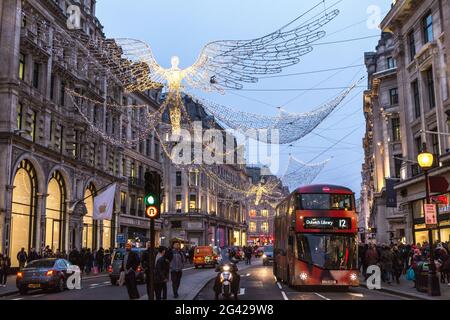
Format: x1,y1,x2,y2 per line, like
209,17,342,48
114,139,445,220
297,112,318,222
107,265,113,273
137,266,142,273
46,270,55,277
17,272,23,278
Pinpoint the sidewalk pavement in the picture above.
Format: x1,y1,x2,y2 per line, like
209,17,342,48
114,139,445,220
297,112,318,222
360,274,450,300
0,272,109,297
139,262,255,300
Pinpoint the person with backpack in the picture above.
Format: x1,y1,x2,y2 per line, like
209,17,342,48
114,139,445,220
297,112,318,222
16,248,27,270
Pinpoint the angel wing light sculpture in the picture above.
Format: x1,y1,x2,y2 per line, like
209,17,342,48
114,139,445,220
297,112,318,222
111,8,340,132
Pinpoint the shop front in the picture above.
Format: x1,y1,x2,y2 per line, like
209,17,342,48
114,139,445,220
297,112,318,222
411,196,450,244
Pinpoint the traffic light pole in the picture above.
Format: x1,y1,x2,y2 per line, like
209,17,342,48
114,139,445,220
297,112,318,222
148,218,155,300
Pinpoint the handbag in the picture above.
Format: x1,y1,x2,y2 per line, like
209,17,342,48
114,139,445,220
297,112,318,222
406,267,415,281
118,271,126,286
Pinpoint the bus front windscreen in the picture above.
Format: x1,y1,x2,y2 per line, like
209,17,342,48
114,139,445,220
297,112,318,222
296,234,357,270
298,194,353,210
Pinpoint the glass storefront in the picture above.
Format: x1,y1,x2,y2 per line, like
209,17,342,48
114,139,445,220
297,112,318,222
10,161,37,267
45,172,66,252
412,196,450,245
82,184,96,249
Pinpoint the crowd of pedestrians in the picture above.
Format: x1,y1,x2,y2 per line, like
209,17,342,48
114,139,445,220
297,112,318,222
359,241,450,287
13,246,113,275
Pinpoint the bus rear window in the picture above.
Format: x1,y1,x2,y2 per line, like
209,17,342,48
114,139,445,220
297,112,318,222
298,194,353,210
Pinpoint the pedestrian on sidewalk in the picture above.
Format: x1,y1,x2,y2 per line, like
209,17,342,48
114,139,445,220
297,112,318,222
122,243,140,300
380,245,394,284
85,249,94,275
96,248,104,273
0,253,11,287
69,248,80,267
168,241,185,298
16,248,28,270
392,246,403,284
154,247,170,300
244,246,252,265
364,243,378,280
27,248,39,263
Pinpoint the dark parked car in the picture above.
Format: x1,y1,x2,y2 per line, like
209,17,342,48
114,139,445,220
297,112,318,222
262,245,274,266
108,248,146,285
16,258,78,295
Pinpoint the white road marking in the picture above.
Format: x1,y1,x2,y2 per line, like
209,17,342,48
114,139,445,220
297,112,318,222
238,288,246,296
281,291,289,300
12,297,24,301
89,284,110,289
314,292,331,300
90,283,101,287
276,282,282,290
32,294,45,298
183,267,195,271
349,293,364,298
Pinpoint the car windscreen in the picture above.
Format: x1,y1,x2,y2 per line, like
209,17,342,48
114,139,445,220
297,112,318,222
298,194,353,210
264,246,273,253
25,260,55,268
296,234,357,270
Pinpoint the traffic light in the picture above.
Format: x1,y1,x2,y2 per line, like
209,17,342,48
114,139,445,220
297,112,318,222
144,171,162,219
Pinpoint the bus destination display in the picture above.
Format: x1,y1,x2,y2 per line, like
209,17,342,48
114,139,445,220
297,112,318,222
303,217,351,230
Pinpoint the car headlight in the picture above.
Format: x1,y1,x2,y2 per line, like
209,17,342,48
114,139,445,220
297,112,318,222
350,273,358,281
223,265,230,272
299,272,308,281
262,254,267,259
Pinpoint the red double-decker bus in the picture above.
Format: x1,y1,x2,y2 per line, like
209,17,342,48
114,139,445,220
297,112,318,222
273,184,359,288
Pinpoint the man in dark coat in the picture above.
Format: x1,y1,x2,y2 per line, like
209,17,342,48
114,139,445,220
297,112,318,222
122,243,140,300
96,248,104,273
69,248,80,266
17,248,27,270
154,247,170,300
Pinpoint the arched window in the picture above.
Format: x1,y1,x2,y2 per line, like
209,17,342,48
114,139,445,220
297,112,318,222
45,171,66,252
11,160,37,267
82,183,96,250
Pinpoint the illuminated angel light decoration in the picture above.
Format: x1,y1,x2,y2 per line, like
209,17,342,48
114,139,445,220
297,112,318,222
106,6,340,132
281,155,330,192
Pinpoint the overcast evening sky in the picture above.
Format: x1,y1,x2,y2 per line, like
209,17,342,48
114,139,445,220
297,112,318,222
96,0,393,196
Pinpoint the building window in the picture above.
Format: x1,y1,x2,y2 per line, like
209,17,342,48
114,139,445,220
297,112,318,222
146,139,151,157
412,80,421,118
30,111,37,143
261,209,269,217
408,30,416,61
394,158,402,179
189,171,198,186
431,128,439,159
249,222,257,233
17,103,23,130
60,81,65,106
50,74,55,100
249,209,257,217
389,88,399,105
426,68,436,109
261,222,269,233
130,195,136,216
176,171,182,186
19,53,25,81
189,194,197,210
10,160,37,268
422,12,433,44
59,126,64,154
73,130,80,159
32,62,40,89
120,192,127,214
137,197,143,217
176,194,182,212
386,57,396,69
122,158,126,176
391,118,401,142
130,162,136,178
45,171,66,252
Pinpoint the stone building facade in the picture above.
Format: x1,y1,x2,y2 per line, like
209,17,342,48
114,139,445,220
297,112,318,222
0,0,162,266
362,0,450,245
160,96,249,248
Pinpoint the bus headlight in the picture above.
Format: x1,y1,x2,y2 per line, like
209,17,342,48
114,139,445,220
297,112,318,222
299,272,308,281
350,273,358,281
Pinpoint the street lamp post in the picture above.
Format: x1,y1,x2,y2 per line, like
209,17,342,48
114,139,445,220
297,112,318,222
417,143,441,297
